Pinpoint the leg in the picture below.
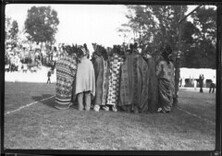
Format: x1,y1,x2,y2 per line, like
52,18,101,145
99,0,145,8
77,93,84,111
85,92,91,111
212,84,215,93
200,85,203,93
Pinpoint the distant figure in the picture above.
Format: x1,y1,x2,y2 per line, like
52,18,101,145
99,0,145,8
47,70,52,84
199,74,204,93
193,79,197,90
51,61,55,74
209,76,216,93
22,63,28,73
181,77,185,87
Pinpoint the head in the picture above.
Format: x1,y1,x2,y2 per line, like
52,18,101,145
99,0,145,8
101,46,108,60
76,45,86,58
95,45,102,56
162,45,172,58
65,45,73,56
129,44,134,53
113,45,121,56
134,42,138,50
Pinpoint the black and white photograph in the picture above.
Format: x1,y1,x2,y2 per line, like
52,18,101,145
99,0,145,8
1,2,220,154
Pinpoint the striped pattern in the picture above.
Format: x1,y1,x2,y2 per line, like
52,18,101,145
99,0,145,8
55,56,77,110
93,56,109,106
119,54,149,112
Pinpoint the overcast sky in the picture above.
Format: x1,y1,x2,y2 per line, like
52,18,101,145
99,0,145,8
6,4,129,49
6,4,214,49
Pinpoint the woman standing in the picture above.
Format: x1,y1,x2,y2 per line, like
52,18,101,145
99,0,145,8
75,45,95,111
92,44,110,112
106,45,124,112
55,45,77,110
156,45,175,113
119,43,149,113
142,50,159,113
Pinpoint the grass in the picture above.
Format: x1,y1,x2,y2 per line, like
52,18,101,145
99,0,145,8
178,88,216,122
3,82,216,150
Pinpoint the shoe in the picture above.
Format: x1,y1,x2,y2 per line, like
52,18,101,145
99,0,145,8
102,106,109,111
157,107,166,113
157,107,162,113
112,106,117,112
94,105,100,112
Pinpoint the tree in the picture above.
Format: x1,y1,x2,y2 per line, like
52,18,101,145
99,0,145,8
180,21,200,67
120,5,216,68
10,20,19,39
180,7,216,69
24,6,59,45
5,17,19,49
120,5,187,55
191,7,216,69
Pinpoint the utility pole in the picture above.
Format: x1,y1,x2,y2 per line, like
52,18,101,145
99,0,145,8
174,5,202,107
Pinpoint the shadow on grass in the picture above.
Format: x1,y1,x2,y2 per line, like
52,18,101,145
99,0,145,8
32,94,79,110
32,94,55,109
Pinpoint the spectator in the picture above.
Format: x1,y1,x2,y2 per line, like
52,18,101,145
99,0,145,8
199,74,204,93
193,79,197,90
209,76,216,93
47,70,52,84
22,63,28,73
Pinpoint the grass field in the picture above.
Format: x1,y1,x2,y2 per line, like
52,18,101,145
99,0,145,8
3,82,216,151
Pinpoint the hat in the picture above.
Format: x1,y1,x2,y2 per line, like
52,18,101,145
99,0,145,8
162,44,172,57
76,45,85,57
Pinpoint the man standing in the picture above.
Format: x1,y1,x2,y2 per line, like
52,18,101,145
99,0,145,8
209,76,216,93
199,74,204,93
47,69,52,84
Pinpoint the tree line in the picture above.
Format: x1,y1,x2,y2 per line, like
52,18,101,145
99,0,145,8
119,5,216,69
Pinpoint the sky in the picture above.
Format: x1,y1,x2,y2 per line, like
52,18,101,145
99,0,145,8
5,4,215,50
5,4,129,50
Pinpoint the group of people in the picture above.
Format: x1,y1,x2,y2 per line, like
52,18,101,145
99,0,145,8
54,43,175,114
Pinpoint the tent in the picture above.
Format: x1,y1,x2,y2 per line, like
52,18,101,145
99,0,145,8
180,68,216,87
180,68,216,80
